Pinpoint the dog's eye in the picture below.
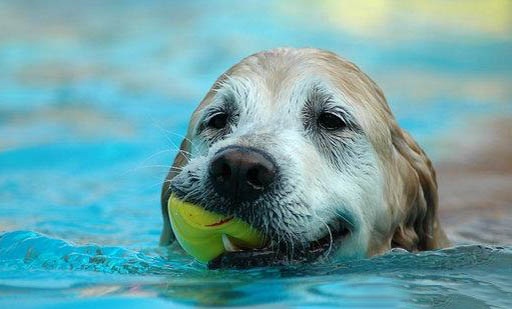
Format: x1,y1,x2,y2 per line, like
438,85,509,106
317,112,346,131
207,113,228,129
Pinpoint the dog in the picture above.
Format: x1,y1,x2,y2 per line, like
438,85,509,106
160,48,450,268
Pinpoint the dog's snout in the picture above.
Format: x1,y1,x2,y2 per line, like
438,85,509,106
209,146,276,201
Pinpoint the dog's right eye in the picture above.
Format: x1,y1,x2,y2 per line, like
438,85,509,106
207,113,228,129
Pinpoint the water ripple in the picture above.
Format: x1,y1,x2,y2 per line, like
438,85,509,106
1,231,511,308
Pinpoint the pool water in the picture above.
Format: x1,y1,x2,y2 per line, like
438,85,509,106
1,231,511,308
1,1,511,308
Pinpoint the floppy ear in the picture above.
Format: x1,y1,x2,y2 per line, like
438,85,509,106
159,138,191,245
390,127,449,251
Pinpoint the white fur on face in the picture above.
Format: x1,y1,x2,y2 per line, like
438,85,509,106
172,64,389,260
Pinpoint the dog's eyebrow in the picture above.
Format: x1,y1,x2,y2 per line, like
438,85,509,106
323,101,354,120
214,76,250,106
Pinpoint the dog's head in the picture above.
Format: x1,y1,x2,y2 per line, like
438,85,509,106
161,48,448,267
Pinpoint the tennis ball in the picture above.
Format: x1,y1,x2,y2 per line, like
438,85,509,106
168,194,267,263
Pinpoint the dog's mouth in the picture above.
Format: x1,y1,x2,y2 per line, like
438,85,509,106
169,185,353,269
209,219,352,269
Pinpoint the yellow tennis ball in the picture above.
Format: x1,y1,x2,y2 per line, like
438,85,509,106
168,194,267,263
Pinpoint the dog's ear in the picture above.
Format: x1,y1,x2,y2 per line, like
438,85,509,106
159,138,191,245
390,126,449,251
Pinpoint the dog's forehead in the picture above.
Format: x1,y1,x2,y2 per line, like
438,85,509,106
220,49,388,115
226,49,339,105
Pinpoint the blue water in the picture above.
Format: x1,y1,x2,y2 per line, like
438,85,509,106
1,1,511,308
2,231,511,308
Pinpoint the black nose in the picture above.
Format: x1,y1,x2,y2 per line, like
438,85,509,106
209,146,276,201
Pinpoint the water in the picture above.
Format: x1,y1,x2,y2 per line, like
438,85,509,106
2,231,511,308
1,1,511,308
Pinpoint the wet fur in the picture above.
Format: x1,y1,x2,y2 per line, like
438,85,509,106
160,48,450,263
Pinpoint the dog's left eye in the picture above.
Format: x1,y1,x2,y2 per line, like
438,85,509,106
317,112,346,131
207,113,228,129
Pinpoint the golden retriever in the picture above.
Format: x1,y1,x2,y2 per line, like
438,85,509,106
160,48,450,268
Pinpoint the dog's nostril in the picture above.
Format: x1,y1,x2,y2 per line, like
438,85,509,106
220,162,232,181
246,166,263,189
210,156,232,184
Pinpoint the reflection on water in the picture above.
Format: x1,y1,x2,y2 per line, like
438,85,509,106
0,0,511,308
